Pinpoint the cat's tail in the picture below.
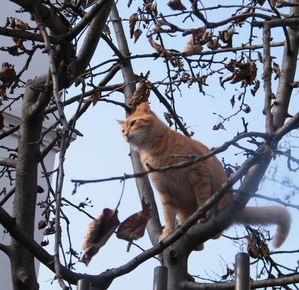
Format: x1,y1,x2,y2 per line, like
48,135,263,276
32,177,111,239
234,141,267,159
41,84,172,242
236,206,291,248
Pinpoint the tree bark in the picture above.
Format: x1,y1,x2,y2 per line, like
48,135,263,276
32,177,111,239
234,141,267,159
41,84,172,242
10,76,48,290
110,1,162,245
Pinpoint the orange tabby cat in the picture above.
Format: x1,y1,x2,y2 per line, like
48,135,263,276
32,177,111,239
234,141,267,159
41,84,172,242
118,102,291,249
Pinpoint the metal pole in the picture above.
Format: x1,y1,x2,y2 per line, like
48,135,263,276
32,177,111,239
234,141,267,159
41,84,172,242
77,279,91,290
235,252,250,290
153,266,168,290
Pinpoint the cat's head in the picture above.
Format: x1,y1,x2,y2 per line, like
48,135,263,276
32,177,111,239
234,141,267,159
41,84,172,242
117,102,165,150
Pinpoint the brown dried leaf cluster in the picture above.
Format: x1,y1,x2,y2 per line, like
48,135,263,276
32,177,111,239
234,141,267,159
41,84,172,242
184,28,237,56
183,29,208,56
128,79,151,107
5,17,29,55
0,63,17,101
246,234,270,259
81,201,152,265
221,59,257,88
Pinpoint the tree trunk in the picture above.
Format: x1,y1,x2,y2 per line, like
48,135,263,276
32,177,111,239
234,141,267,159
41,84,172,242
10,77,47,290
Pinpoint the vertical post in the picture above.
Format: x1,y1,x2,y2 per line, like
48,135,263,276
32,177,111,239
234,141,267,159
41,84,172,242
153,266,168,290
235,252,250,290
77,279,91,290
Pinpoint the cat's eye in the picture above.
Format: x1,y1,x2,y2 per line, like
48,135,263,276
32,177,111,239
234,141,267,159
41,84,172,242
130,120,137,127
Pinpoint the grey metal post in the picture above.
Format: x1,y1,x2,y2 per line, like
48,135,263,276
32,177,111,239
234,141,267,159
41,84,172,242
235,252,250,290
153,266,168,290
77,279,91,290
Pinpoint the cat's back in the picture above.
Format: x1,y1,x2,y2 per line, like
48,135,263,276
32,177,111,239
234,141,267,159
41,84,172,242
141,127,215,167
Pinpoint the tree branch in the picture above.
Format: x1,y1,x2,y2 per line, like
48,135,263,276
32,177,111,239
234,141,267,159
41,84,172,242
0,158,17,168
69,0,113,79
272,1,299,130
110,1,162,245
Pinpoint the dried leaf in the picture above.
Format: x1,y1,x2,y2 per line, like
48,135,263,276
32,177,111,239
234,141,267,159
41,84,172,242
251,80,260,96
82,209,120,266
128,79,151,106
183,35,203,56
218,29,236,47
148,35,170,57
133,28,142,43
213,123,226,131
198,76,208,86
230,95,235,108
257,0,266,5
129,13,138,38
200,31,211,45
167,0,186,11
116,199,152,243
223,59,257,87
41,240,49,247
92,91,100,106
43,227,55,236
246,234,260,258
207,39,219,50
15,20,29,30
102,24,110,35
257,51,263,63
7,45,19,56
0,63,16,83
273,62,280,80
183,41,202,56
260,240,270,257
38,220,47,230
242,104,251,113
128,0,133,7
145,1,158,15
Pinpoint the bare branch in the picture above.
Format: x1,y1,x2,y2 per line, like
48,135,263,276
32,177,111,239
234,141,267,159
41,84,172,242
0,158,17,168
263,24,274,135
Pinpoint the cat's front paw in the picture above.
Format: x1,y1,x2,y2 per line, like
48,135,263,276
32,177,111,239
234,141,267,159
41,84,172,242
159,228,173,242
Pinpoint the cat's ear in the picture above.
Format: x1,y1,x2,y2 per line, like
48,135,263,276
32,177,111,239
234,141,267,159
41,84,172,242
116,119,125,126
136,101,151,115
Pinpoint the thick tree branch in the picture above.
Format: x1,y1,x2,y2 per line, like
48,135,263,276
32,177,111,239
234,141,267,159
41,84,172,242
110,1,162,245
0,158,17,168
69,0,113,79
272,1,299,130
